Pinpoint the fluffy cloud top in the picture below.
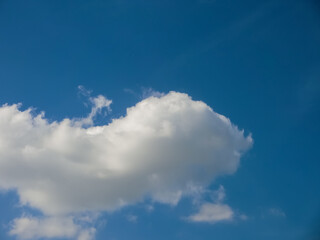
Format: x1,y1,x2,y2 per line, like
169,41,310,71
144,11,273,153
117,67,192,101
0,91,252,238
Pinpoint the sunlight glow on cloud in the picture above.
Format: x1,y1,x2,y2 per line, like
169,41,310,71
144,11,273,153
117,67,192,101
0,91,252,239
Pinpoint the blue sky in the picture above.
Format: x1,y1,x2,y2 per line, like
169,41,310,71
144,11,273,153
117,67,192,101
0,0,320,239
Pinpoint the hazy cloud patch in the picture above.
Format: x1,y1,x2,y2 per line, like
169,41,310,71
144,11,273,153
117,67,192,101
268,208,286,218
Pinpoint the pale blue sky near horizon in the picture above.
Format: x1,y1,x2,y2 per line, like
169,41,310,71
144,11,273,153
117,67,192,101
0,0,320,239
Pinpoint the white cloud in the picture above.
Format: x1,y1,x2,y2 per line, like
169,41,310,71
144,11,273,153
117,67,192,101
9,216,95,240
188,203,234,223
141,87,164,99
187,185,236,224
76,85,112,127
211,185,226,202
126,214,138,223
0,91,252,238
268,208,286,218
145,204,154,212
239,214,248,220
77,228,96,240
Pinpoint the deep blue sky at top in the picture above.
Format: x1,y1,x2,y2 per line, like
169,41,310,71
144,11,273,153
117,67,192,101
0,0,320,240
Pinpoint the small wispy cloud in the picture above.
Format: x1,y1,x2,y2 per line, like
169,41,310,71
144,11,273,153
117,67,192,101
123,87,164,100
76,85,112,127
210,185,226,202
145,205,154,213
187,203,234,223
187,186,234,224
186,185,249,224
268,208,286,218
239,214,248,221
141,87,164,99
126,214,138,223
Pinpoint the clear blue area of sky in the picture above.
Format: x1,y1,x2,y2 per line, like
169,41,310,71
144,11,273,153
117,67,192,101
0,0,320,239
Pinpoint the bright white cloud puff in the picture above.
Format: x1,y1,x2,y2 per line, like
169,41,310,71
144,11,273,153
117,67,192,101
0,91,252,239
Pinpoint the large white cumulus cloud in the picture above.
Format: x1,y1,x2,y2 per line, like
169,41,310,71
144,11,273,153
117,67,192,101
0,91,252,238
